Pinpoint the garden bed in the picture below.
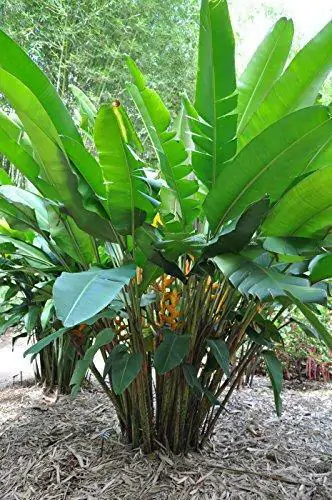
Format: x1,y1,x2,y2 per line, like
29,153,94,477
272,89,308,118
0,378,331,499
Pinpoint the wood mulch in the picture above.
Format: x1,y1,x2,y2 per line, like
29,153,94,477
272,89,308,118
0,378,331,499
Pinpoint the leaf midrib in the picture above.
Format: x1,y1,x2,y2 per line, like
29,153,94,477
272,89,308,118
216,117,331,232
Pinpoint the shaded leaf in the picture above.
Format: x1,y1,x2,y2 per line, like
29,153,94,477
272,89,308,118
53,264,136,327
154,331,190,374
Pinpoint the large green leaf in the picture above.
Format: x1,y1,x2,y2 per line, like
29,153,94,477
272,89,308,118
127,59,199,228
0,126,53,197
70,328,115,396
262,165,332,238
24,327,69,357
287,295,332,350
0,186,49,231
53,264,136,327
110,346,143,395
242,21,332,144
69,84,96,132
191,0,237,189
262,350,283,416
61,136,106,200
47,209,95,266
94,103,155,233
0,234,55,268
24,305,40,333
309,253,332,283
207,338,230,376
154,331,191,374
204,106,332,233
0,196,39,232
262,236,320,257
0,29,81,143
237,17,294,136
0,68,116,241
214,253,326,304
203,198,269,258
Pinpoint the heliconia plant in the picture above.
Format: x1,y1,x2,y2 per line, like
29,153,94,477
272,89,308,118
0,0,331,453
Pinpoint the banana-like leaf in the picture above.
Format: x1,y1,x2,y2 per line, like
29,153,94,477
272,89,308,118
262,236,321,257
94,103,156,234
0,67,116,241
187,0,237,189
309,253,332,283
53,263,136,327
70,328,115,396
61,136,106,200
262,165,332,238
203,197,269,258
127,59,199,228
0,110,33,155
0,126,57,198
0,169,13,186
47,209,95,266
262,350,283,416
24,327,69,357
0,196,39,232
242,21,332,144
287,294,332,350
237,17,294,136
207,338,230,376
0,29,81,143
110,346,143,395
204,106,332,233
69,84,97,131
0,234,55,268
0,186,49,231
154,331,191,374
214,253,326,304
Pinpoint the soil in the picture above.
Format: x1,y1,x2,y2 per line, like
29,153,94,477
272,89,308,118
0,376,331,499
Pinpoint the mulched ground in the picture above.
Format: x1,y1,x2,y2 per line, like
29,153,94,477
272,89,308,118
0,378,331,499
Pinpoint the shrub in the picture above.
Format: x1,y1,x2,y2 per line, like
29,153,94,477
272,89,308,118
0,0,331,452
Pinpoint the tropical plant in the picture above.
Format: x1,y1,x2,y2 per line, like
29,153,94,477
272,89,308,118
0,0,331,453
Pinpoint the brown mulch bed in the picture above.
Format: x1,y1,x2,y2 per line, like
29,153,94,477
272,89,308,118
0,378,331,499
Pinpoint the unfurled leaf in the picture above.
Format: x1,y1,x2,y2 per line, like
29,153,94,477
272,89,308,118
262,350,283,416
203,198,269,258
24,327,69,357
207,339,230,377
214,254,326,304
242,21,332,144
205,107,332,233
154,331,190,374
111,347,143,395
309,253,332,283
191,0,237,189
70,328,115,396
94,103,156,233
53,264,136,327
237,17,294,136
127,59,199,227
262,165,332,238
